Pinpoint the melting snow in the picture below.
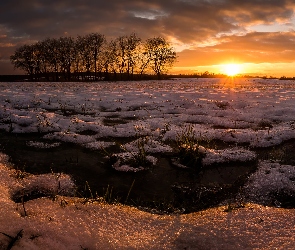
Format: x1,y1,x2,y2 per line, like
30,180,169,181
202,147,257,165
0,78,295,248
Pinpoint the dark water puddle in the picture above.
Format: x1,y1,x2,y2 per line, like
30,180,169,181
0,131,258,213
255,139,295,166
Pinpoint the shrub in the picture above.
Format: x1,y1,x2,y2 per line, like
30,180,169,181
175,125,206,170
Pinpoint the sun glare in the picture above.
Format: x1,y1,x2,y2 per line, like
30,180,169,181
223,64,241,76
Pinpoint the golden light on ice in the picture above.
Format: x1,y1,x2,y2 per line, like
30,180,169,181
223,64,241,76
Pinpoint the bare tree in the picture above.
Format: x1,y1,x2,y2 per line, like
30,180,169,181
42,38,62,81
86,33,106,79
35,41,51,80
125,33,141,79
135,43,150,78
76,35,92,79
101,40,118,80
10,44,36,80
115,35,128,79
144,37,177,79
113,33,141,80
75,33,105,80
57,37,75,80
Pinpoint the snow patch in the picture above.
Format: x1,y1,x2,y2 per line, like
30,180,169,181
243,161,295,205
203,147,257,165
26,141,61,149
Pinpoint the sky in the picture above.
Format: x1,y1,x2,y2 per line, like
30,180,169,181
1,0,295,77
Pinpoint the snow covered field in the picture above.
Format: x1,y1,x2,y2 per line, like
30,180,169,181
1,78,294,148
0,78,295,249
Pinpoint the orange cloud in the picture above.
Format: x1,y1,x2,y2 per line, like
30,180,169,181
176,31,295,67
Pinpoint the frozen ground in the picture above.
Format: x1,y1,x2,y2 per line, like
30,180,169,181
1,153,295,249
0,78,295,248
1,78,294,148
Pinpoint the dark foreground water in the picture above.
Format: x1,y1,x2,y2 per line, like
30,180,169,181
1,131,294,213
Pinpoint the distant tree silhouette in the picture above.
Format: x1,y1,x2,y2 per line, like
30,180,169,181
114,33,141,80
57,37,75,81
10,44,36,80
144,37,177,79
44,38,63,81
88,33,106,79
101,40,119,80
10,33,177,81
76,33,105,80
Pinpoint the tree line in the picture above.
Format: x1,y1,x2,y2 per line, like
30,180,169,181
10,33,177,81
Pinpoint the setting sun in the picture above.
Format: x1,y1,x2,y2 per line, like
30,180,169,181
223,64,242,76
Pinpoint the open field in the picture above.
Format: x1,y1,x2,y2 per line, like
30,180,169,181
0,78,295,248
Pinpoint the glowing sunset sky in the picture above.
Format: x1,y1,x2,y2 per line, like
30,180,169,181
1,0,295,77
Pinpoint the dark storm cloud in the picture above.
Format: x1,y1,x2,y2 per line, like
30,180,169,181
1,0,294,41
1,0,295,74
